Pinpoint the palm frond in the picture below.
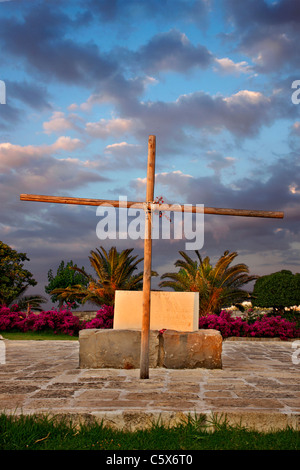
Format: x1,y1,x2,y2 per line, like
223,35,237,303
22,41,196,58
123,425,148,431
160,249,256,315
50,246,147,307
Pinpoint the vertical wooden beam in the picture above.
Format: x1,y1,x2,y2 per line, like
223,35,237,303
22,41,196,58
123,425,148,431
140,135,156,379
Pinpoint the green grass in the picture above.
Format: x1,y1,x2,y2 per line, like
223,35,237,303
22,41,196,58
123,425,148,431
0,413,299,450
1,331,78,341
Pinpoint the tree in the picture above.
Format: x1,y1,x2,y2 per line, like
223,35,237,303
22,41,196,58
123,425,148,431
159,250,257,316
45,260,89,308
51,246,157,307
12,287,47,313
0,241,37,306
252,270,300,312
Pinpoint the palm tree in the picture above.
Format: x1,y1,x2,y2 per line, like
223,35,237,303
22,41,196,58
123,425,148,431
159,250,257,316
51,246,157,307
9,286,47,313
16,294,48,313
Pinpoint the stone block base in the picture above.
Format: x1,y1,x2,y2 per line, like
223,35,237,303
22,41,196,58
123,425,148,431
79,329,160,369
79,329,222,370
161,329,222,369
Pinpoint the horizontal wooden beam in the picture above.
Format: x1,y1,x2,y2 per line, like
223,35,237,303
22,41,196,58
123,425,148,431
20,194,284,219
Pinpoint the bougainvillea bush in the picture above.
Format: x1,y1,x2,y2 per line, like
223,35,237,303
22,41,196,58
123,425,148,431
198,311,250,338
83,305,114,329
1,305,299,339
247,315,299,340
0,304,114,336
198,310,300,340
0,304,82,336
0,305,27,332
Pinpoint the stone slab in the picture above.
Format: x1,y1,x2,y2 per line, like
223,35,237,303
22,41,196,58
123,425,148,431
162,329,222,369
113,290,199,331
79,328,222,369
1,338,299,432
79,329,160,369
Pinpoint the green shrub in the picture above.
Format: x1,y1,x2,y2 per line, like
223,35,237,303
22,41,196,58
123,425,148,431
265,308,300,329
252,270,300,310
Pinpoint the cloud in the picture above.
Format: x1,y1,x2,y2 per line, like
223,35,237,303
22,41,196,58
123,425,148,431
100,142,145,171
129,154,299,258
122,155,300,282
126,88,280,142
223,0,300,73
86,0,210,25
0,2,117,87
0,3,213,109
243,32,296,73
205,150,236,177
74,86,293,156
289,183,300,195
224,0,300,29
72,73,148,117
50,136,84,152
104,142,142,159
43,111,83,135
214,57,253,76
7,80,52,110
0,102,22,129
1,0,299,306
132,170,194,200
43,112,74,134
85,117,138,139
130,29,213,75
81,140,147,174
291,122,300,136
0,138,106,200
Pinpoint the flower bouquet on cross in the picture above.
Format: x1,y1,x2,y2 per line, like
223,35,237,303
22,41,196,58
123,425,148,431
153,196,171,222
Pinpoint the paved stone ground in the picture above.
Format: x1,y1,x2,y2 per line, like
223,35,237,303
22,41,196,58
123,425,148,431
0,338,299,432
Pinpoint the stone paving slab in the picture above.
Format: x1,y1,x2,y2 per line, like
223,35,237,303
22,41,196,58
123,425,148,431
0,338,299,432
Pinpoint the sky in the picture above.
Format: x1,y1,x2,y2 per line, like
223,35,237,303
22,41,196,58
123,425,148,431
0,0,299,309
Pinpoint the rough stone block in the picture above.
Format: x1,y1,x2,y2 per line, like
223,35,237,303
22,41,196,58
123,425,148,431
162,329,222,369
79,329,160,369
114,290,199,331
79,328,222,370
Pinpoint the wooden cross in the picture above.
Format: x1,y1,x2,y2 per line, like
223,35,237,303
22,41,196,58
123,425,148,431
20,134,284,379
